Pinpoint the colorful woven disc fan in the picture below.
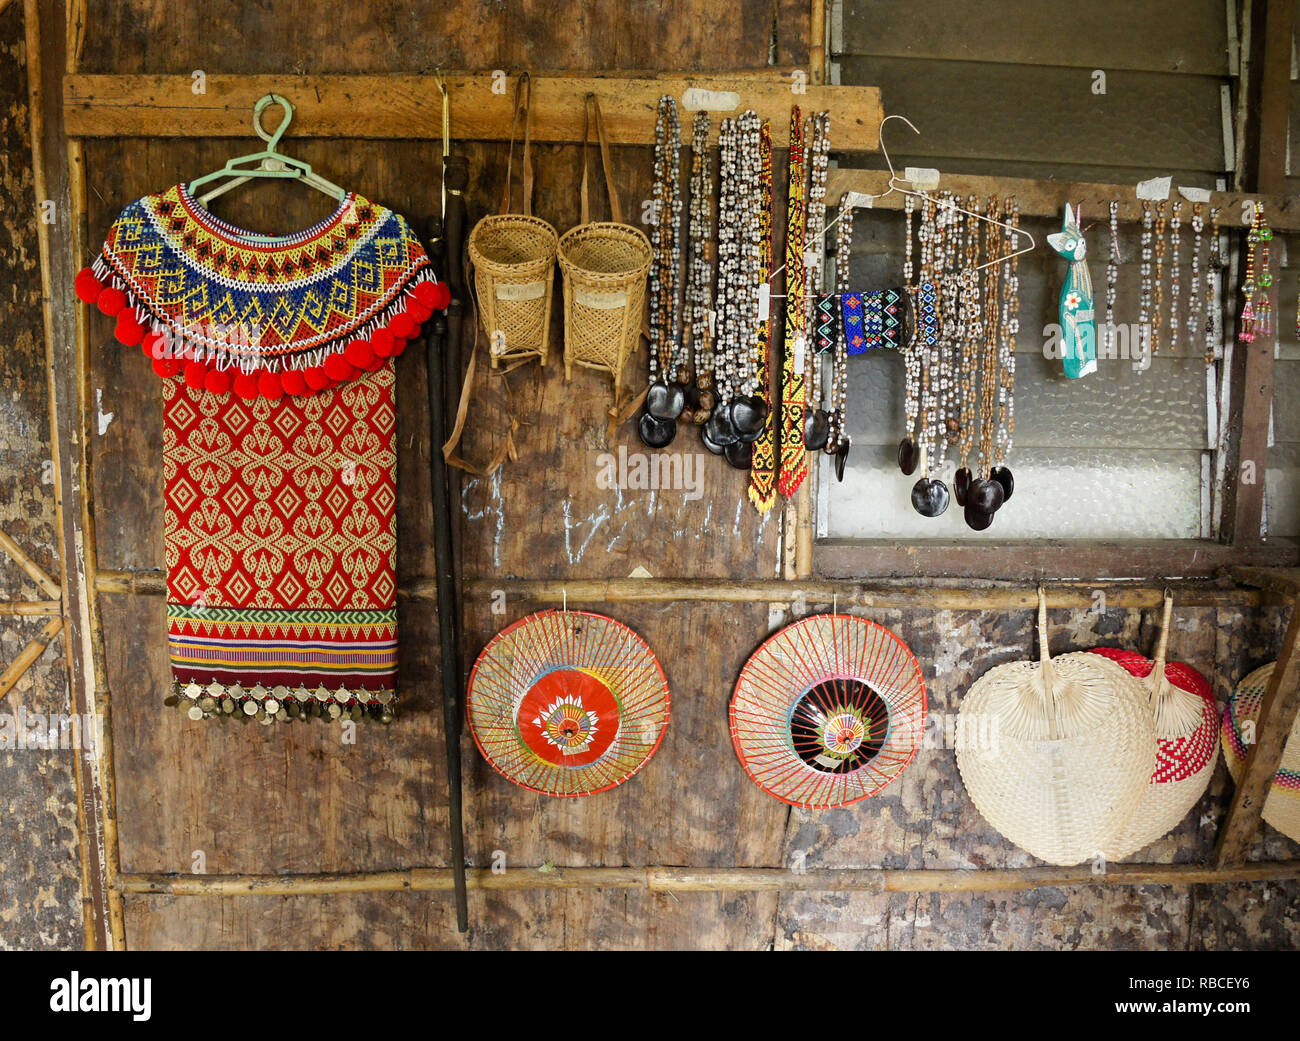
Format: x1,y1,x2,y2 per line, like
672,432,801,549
1087,596,1218,859
730,614,926,809
468,610,670,797
1223,662,1300,844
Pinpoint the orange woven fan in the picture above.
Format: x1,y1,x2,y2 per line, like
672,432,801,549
467,610,670,797
730,614,926,809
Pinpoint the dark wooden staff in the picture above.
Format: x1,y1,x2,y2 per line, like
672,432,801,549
426,80,470,933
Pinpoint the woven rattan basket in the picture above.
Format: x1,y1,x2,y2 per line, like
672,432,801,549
1090,595,1219,860
1223,662,1300,844
955,588,1157,866
557,94,651,403
468,73,558,368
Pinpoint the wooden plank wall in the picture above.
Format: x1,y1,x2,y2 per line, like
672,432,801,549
8,0,1298,949
0,0,83,950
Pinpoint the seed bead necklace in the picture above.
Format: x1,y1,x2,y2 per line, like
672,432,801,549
1105,200,1119,357
997,198,1019,467
827,197,854,454
686,111,715,415
1186,202,1204,344
803,111,831,410
1153,200,1167,354
1169,201,1182,352
1204,206,1222,364
1139,201,1154,355
649,95,683,384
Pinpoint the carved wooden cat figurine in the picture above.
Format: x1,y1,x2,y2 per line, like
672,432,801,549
1047,203,1097,379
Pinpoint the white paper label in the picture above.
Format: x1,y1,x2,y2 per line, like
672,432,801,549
793,334,806,371
707,309,717,336
1136,176,1172,200
756,284,770,321
681,88,741,112
1178,185,1213,203
575,288,628,309
841,190,874,209
496,280,546,301
905,166,941,190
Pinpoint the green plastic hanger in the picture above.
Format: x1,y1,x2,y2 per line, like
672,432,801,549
187,94,345,209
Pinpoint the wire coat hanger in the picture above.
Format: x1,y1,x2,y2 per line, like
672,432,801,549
187,94,346,207
851,113,1037,275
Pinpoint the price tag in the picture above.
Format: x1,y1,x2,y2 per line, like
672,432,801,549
1178,186,1213,203
707,309,717,336
496,281,546,301
793,334,806,371
841,191,874,209
1135,176,1172,201
756,284,770,321
681,88,741,112
905,167,941,190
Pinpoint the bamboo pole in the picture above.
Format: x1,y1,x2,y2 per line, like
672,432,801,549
0,527,62,599
93,569,1262,609
0,616,64,702
116,861,1300,897
0,601,63,616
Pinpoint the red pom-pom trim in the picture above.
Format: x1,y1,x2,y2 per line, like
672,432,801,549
258,371,284,400
97,287,127,317
345,338,375,369
115,312,146,348
414,280,451,310
371,328,397,358
204,368,233,395
323,352,357,382
75,268,104,304
281,370,308,396
304,366,330,391
409,300,433,323
153,358,181,378
141,331,169,360
392,336,408,357
183,361,208,389
365,355,385,372
389,311,419,340
233,371,260,399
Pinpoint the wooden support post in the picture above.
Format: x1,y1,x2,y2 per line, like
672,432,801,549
25,0,125,951
1222,0,1293,545
1217,568,1300,865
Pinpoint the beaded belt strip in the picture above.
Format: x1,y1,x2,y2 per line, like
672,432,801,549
78,184,448,724
842,287,912,354
814,294,838,354
748,122,778,514
777,107,808,499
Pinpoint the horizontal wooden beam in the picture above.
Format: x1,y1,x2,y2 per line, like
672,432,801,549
64,73,883,150
1229,566,1300,599
816,538,1300,582
0,600,63,616
827,169,1300,231
117,861,1300,896
95,569,1259,609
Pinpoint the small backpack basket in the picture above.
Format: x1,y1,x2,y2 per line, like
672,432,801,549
467,73,558,369
556,94,652,404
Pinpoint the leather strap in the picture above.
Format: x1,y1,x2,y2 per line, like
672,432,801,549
579,93,623,225
500,73,534,216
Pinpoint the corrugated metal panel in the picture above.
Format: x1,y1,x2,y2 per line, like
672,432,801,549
839,57,1227,171
841,0,1230,76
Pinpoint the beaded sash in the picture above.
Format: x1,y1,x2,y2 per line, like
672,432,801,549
78,185,448,721
748,123,778,514
777,109,808,499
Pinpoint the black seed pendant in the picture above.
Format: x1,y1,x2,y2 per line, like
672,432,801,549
969,477,1005,514
724,439,753,470
991,465,1015,503
638,411,676,449
964,502,995,531
897,437,918,475
834,439,850,482
646,380,686,420
704,408,740,447
699,423,725,454
953,467,971,507
730,395,767,439
804,409,830,451
910,477,950,517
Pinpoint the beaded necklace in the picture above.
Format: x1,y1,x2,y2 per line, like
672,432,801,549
803,111,832,453
1169,201,1182,352
748,121,779,509
686,112,715,417
777,107,810,497
1239,203,1273,342
1153,200,1167,354
1139,201,1154,355
649,95,683,383
1186,203,1204,343
1204,206,1222,364
1105,200,1119,357
826,197,853,460
996,199,1019,468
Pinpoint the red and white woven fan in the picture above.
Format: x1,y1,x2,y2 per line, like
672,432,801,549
467,610,670,797
730,614,926,809
1088,593,1218,859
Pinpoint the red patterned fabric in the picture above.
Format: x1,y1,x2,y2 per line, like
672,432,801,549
1089,647,1217,782
162,365,399,704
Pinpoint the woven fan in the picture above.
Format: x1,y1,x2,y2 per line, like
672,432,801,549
729,614,926,809
1088,593,1218,859
467,610,670,797
956,588,1157,866
1222,662,1300,845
